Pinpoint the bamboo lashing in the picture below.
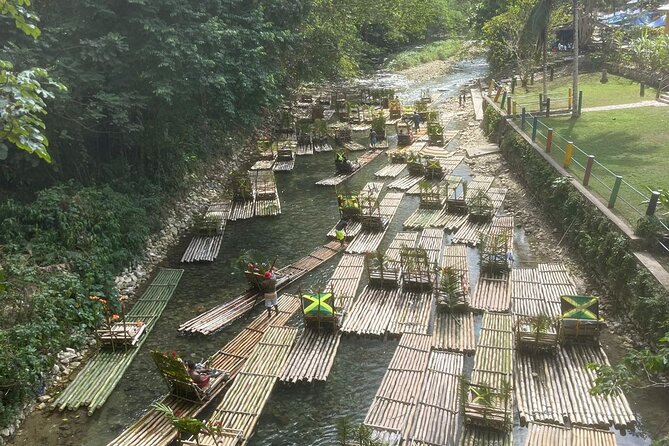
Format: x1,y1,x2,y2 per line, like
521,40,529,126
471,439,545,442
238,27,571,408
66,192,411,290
385,231,419,265
315,149,384,186
183,326,299,446
515,343,636,428
249,169,281,217
432,312,475,353
272,159,295,171
178,241,341,335
326,253,366,303
524,422,616,446
53,269,184,414
538,263,577,317
364,334,432,441
107,295,300,446
510,268,546,318
404,351,464,446
404,208,442,229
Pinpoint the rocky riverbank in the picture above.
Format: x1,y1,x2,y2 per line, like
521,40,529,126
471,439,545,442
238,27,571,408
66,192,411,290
1,145,257,445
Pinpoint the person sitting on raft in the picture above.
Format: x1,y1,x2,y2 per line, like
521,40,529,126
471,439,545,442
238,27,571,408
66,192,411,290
261,271,279,317
186,360,214,389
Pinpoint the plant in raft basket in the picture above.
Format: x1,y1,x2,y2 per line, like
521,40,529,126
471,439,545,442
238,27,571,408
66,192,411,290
153,402,225,445
439,267,465,310
527,314,553,340
470,384,494,407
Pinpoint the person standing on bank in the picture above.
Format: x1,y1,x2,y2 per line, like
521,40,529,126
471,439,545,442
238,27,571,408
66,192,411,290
261,271,279,317
412,111,421,130
369,128,377,148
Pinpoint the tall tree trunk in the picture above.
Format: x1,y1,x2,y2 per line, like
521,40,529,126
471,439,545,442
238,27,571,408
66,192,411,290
572,0,580,118
542,29,548,100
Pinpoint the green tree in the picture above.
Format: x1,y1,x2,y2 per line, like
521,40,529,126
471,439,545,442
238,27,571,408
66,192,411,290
0,0,65,162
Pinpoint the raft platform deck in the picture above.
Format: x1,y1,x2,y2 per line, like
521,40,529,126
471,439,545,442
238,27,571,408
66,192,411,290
186,326,298,446
181,201,232,263
432,312,476,353
53,269,184,414
345,192,404,254
279,254,365,383
364,333,432,444
107,296,300,446
515,343,635,428
178,241,341,335
470,273,510,312
524,423,616,446
375,164,406,178
316,149,384,186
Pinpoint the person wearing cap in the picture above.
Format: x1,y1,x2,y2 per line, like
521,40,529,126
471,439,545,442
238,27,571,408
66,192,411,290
261,270,279,317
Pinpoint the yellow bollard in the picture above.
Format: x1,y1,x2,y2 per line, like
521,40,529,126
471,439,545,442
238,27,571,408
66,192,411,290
564,142,574,168
568,88,573,109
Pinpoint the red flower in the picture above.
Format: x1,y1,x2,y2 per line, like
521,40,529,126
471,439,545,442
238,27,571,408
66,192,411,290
171,351,177,358
111,314,120,321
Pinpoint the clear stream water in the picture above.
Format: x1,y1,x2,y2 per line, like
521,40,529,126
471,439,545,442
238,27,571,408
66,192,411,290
13,59,669,446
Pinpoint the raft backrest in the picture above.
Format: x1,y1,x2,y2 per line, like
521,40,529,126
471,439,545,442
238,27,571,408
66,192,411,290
150,351,206,403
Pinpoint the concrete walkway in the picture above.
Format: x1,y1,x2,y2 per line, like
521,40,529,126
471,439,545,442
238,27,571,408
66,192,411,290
582,100,668,113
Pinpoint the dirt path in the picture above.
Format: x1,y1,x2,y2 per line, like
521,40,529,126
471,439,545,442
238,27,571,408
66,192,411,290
582,100,668,113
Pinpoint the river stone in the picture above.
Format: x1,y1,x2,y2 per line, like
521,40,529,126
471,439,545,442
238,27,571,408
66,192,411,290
36,403,47,411
37,395,51,403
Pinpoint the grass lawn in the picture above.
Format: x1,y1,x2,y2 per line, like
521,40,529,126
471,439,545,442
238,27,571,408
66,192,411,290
541,106,669,224
513,73,658,110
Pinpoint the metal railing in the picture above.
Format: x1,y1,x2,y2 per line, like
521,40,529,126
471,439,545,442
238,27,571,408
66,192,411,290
485,80,668,253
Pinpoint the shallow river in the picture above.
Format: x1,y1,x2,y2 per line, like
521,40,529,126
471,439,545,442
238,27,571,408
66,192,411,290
13,59,668,446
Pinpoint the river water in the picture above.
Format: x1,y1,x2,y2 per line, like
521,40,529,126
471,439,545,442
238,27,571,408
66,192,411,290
13,59,668,446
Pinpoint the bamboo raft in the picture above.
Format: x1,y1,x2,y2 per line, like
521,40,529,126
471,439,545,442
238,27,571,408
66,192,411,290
250,170,281,217
327,220,362,239
524,422,616,446
515,343,635,428
404,351,464,446
385,231,419,264
178,241,342,335
296,143,314,155
431,210,468,231
375,164,406,178
403,208,442,229
417,131,460,157
250,159,275,170
364,333,432,444
464,312,514,430
107,295,300,446
185,326,299,446
387,174,423,191
418,228,444,265
346,192,404,254
538,263,577,317
343,141,367,152
229,199,255,220
279,328,341,383
387,290,434,335
53,269,184,414
315,149,384,186
453,215,513,246
313,141,333,152
340,287,400,336
442,244,469,282
279,253,365,382
272,159,295,172
181,201,232,263
460,426,512,446
510,268,546,318
326,253,366,301
431,312,475,353
470,273,510,312
405,174,461,196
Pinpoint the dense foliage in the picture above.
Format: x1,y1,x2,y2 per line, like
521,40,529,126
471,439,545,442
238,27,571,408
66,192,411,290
0,183,152,426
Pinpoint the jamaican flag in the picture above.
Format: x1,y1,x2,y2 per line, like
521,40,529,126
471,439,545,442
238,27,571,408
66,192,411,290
303,292,334,316
560,295,599,320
